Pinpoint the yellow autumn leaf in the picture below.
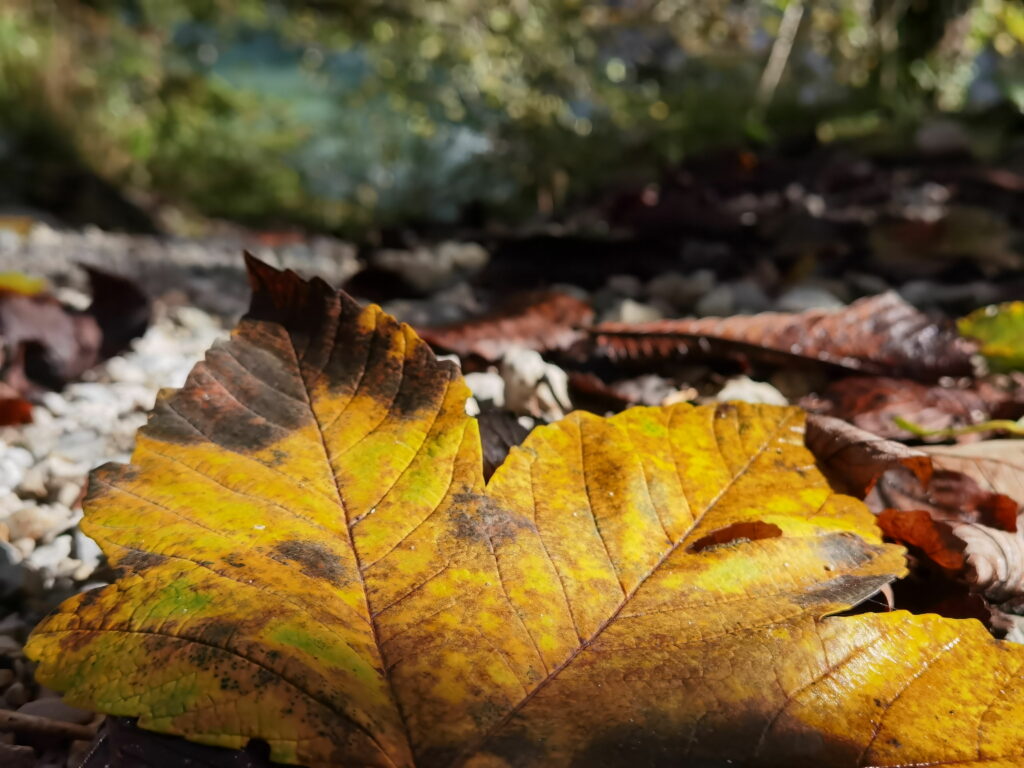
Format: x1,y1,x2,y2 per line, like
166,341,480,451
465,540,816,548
26,256,1024,767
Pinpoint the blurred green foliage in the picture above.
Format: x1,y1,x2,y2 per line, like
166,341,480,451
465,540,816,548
3,0,1024,232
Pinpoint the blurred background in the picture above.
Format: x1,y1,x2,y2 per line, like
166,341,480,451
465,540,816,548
4,0,1024,236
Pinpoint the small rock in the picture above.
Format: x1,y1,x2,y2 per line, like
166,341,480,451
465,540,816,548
11,538,33,559
844,272,890,296
71,529,102,578
0,457,26,494
611,375,677,407
501,347,572,421
730,279,772,314
18,698,94,725
464,371,505,407
104,355,147,384
56,482,83,510
173,305,222,334
44,455,90,482
0,613,26,639
774,285,845,313
0,668,13,688
715,376,788,406
372,242,488,295
25,534,74,588
694,284,735,317
0,635,21,656
647,269,715,313
0,540,23,599
16,464,49,500
4,504,75,542
605,274,644,299
40,392,70,417
3,680,28,708
601,298,663,324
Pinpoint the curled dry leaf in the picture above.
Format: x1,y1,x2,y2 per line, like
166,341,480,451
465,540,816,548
417,290,593,362
803,376,1023,442
925,440,1024,502
26,257,1024,768
864,439,1024,608
804,414,932,497
877,505,1024,607
593,291,976,379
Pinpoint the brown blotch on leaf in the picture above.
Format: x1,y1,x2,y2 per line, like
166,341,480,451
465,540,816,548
688,522,782,553
270,540,346,587
449,494,532,547
115,551,168,575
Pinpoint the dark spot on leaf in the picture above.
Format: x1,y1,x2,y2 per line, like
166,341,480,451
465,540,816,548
271,540,346,587
194,619,236,646
254,668,278,687
59,629,100,654
224,553,246,568
688,522,783,553
117,551,168,574
449,494,532,546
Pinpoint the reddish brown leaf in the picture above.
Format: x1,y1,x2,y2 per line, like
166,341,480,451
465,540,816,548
878,505,1024,607
418,289,593,361
877,509,967,571
804,414,932,497
592,291,975,379
803,375,1021,441
925,440,1024,502
805,419,1024,608
0,396,33,425
870,466,1019,530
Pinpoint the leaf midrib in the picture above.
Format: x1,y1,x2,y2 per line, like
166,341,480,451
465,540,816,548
286,308,415,768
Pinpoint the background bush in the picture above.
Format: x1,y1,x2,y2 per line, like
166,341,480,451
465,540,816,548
3,0,1024,233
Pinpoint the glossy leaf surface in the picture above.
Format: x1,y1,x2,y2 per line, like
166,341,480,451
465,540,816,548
26,259,1024,768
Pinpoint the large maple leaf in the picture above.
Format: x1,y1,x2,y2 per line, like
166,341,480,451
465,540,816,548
26,257,1024,767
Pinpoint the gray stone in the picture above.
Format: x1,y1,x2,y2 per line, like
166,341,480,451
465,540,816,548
18,697,94,725
774,285,845,313
4,504,75,542
25,535,74,588
694,284,735,317
647,269,715,313
730,279,772,314
715,375,789,406
0,540,23,600
600,298,663,324
3,681,27,708
464,371,505,407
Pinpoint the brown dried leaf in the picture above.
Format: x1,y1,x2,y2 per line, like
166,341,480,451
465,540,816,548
803,376,1021,441
925,440,1024,502
804,419,1024,607
877,506,1024,607
418,289,593,361
593,291,975,379
804,414,932,497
